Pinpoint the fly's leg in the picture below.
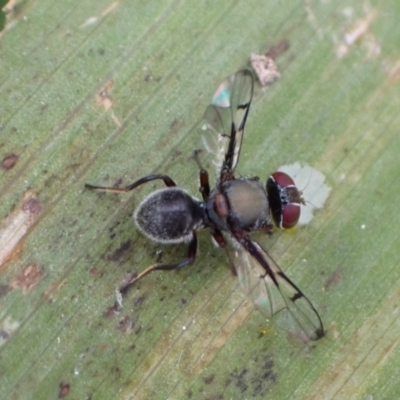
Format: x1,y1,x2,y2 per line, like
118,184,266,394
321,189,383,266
118,232,198,295
84,174,176,193
192,149,210,201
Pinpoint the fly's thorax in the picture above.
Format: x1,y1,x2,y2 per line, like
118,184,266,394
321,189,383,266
206,178,271,232
134,187,204,244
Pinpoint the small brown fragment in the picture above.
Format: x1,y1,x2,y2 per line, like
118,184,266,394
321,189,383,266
250,54,280,86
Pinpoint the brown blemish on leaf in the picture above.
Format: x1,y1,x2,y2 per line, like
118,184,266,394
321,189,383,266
10,263,44,293
170,118,184,134
58,382,71,398
202,374,215,384
324,267,345,289
43,281,64,302
104,302,121,318
95,80,121,127
0,191,42,270
1,153,18,170
265,40,290,60
89,266,99,276
250,54,280,86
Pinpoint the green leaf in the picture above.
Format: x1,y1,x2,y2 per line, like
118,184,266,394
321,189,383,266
1,1,400,399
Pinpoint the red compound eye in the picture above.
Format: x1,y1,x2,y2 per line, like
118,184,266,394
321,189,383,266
271,171,295,188
282,203,301,229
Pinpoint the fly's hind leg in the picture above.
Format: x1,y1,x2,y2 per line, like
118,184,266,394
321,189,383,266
119,232,198,295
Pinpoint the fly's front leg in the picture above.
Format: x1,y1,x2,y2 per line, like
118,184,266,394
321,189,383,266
199,169,210,201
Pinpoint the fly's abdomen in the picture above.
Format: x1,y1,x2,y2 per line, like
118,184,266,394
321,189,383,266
134,187,203,244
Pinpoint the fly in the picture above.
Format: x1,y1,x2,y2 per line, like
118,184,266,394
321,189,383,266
85,69,324,340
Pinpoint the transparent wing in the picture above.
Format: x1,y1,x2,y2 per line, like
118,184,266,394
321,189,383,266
201,69,254,179
231,238,324,340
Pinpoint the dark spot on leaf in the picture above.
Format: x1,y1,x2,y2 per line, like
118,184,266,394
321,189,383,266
225,351,276,397
118,316,134,335
0,330,9,340
203,374,215,385
169,118,184,134
107,240,132,262
134,295,146,307
134,325,142,335
58,382,70,398
226,369,248,393
0,284,11,298
110,366,121,379
1,153,18,170
250,354,276,396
